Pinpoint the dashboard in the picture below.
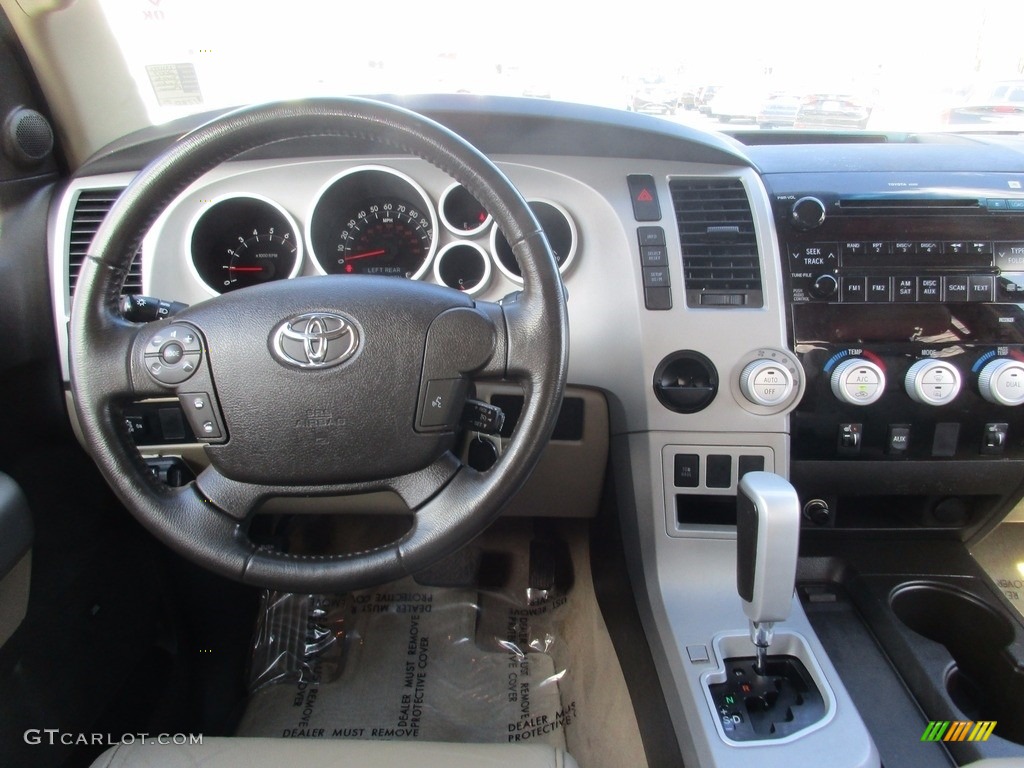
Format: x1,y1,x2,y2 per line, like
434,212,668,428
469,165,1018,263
45,95,1024,768
50,98,1024,534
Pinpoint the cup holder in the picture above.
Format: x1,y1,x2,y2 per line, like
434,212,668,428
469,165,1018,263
891,581,1024,744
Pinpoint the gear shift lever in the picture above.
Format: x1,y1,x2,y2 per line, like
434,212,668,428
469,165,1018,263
736,471,801,674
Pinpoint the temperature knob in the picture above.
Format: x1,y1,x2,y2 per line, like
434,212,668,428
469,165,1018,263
905,360,961,406
978,359,1024,406
739,360,795,406
790,196,826,230
830,358,885,406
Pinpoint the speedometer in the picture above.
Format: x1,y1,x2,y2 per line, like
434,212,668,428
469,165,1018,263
335,198,433,276
308,166,438,279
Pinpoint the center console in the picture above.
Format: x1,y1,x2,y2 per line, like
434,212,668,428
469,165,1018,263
770,172,1024,533
617,162,1024,768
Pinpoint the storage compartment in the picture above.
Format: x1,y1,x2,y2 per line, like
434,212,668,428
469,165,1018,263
890,582,1024,745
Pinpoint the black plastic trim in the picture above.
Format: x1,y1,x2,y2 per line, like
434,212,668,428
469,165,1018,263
0,473,32,578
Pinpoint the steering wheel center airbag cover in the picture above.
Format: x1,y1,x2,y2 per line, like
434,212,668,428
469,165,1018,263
177,275,476,485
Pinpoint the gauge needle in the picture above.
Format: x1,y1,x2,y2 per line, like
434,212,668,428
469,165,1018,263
228,266,265,272
344,249,386,261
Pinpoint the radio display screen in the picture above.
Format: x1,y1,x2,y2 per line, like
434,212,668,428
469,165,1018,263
792,303,1024,346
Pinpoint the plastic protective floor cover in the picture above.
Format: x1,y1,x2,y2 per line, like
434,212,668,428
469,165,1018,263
238,543,578,748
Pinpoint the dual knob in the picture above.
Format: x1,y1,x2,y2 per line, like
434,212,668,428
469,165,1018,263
829,357,1024,406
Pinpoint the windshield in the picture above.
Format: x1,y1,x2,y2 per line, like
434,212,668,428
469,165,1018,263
99,0,1024,133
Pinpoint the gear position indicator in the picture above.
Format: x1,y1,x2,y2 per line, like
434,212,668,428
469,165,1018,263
708,656,827,742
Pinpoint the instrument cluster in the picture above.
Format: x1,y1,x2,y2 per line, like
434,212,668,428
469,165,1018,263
187,165,578,297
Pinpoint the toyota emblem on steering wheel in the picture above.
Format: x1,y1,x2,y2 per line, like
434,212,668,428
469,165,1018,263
271,312,360,369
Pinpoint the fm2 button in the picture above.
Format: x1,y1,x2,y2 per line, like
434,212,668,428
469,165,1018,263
144,323,203,386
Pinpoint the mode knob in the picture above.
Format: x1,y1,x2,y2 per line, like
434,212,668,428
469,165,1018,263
790,196,826,231
830,358,885,406
739,360,795,406
978,359,1024,406
905,360,962,406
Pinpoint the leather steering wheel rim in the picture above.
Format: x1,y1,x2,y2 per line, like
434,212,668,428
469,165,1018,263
69,98,568,592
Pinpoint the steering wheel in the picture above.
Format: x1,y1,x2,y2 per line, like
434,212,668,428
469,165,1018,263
69,98,568,593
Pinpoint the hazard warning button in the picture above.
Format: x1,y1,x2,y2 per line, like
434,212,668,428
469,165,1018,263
627,174,662,221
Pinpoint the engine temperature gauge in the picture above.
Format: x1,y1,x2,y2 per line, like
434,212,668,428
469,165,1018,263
189,195,303,294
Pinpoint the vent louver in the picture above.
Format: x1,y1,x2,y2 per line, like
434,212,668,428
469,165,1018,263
670,178,763,308
68,188,142,296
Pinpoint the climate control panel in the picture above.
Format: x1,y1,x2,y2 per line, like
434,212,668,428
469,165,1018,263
792,345,1024,460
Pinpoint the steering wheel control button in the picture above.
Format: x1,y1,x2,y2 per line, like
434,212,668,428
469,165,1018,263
978,358,1024,406
905,360,962,406
178,392,224,441
144,323,204,386
627,174,662,221
418,378,462,430
830,358,885,406
271,312,359,369
160,342,184,365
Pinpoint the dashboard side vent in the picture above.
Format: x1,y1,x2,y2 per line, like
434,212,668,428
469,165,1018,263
68,188,142,296
670,178,763,308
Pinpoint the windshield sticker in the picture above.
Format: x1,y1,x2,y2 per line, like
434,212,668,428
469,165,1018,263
145,63,203,107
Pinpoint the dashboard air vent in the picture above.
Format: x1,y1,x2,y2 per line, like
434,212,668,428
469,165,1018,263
68,188,142,296
670,178,763,308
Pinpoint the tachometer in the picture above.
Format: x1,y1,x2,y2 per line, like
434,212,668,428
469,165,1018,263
308,166,438,279
189,195,302,294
